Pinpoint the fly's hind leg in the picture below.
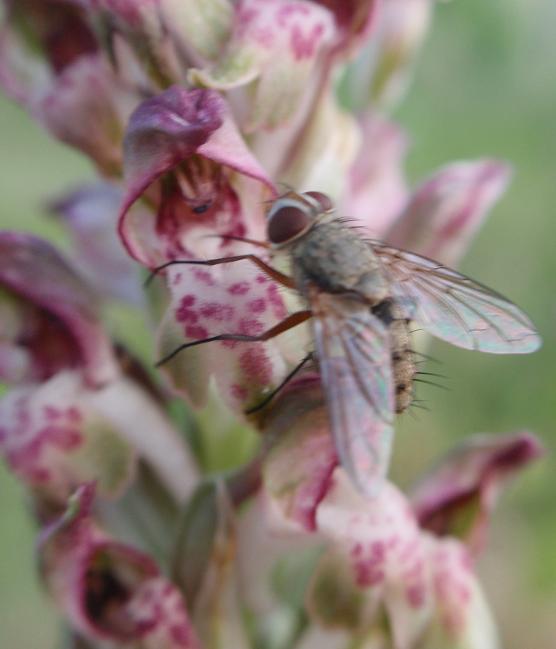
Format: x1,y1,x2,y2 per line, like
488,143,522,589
244,353,313,415
156,310,312,366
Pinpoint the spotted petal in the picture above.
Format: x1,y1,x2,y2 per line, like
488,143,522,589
310,471,433,647
0,372,135,504
189,0,336,132
156,262,289,412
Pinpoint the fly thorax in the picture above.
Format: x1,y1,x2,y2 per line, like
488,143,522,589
291,221,388,303
372,299,416,414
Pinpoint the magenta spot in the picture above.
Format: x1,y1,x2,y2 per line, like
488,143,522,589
290,22,324,60
170,623,193,645
351,543,363,558
256,274,269,284
371,541,386,561
185,325,209,340
238,318,263,337
406,583,426,609
231,383,249,402
181,294,196,307
228,282,250,296
239,347,272,385
199,302,235,321
44,406,61,420
31,467,51,483
172,272,182,285
176,307,198,324
66,407,82,423
248,298,267,315
267,283,287,318
193,269,216,286
354,561,385,587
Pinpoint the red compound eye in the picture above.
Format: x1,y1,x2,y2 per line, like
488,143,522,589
304,191,333,212
267,202,311,244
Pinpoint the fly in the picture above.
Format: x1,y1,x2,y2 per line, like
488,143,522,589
151,191,541,495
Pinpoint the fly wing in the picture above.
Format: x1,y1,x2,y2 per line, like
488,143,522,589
373,243,541,354
310,290,395,495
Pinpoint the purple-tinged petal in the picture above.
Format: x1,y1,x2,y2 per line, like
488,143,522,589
189,0,336,132
34,53,133,175
340,112,409,237
0,232,118,386
39,484,201,648
411,431,544,554
48,183,143,306
0,372,135,503
119,86,276,266
422,537,499,649
310,471,433,646
156,262,289,412
262,376,338,532
385,160,512,266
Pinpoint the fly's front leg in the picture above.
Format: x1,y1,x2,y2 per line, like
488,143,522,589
145,255,295,289
156,310,312,366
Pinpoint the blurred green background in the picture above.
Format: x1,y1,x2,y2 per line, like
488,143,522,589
1,0,555,646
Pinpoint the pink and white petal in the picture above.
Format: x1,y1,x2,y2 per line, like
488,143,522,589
411,431,543,554
39,485,201,648
340,112,409,238
189,0,336,132
157,262,288,412
0,232,118,387
48,182,143,306
385,160,512,267
33,54,128,175
263,376,339,533
119,86,275,265
422,538,499,649
0,372,136,503
315,471,433,645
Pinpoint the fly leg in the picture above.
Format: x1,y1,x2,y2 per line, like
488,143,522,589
145,255,295,289
155,310,312,366
244,353,313,415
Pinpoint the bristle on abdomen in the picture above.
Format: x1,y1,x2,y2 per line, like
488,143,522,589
372,300,416,413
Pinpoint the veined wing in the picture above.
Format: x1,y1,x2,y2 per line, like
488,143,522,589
373,243,541,354
310,289,395,496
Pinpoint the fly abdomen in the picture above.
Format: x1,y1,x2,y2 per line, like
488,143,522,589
373,300,416,414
